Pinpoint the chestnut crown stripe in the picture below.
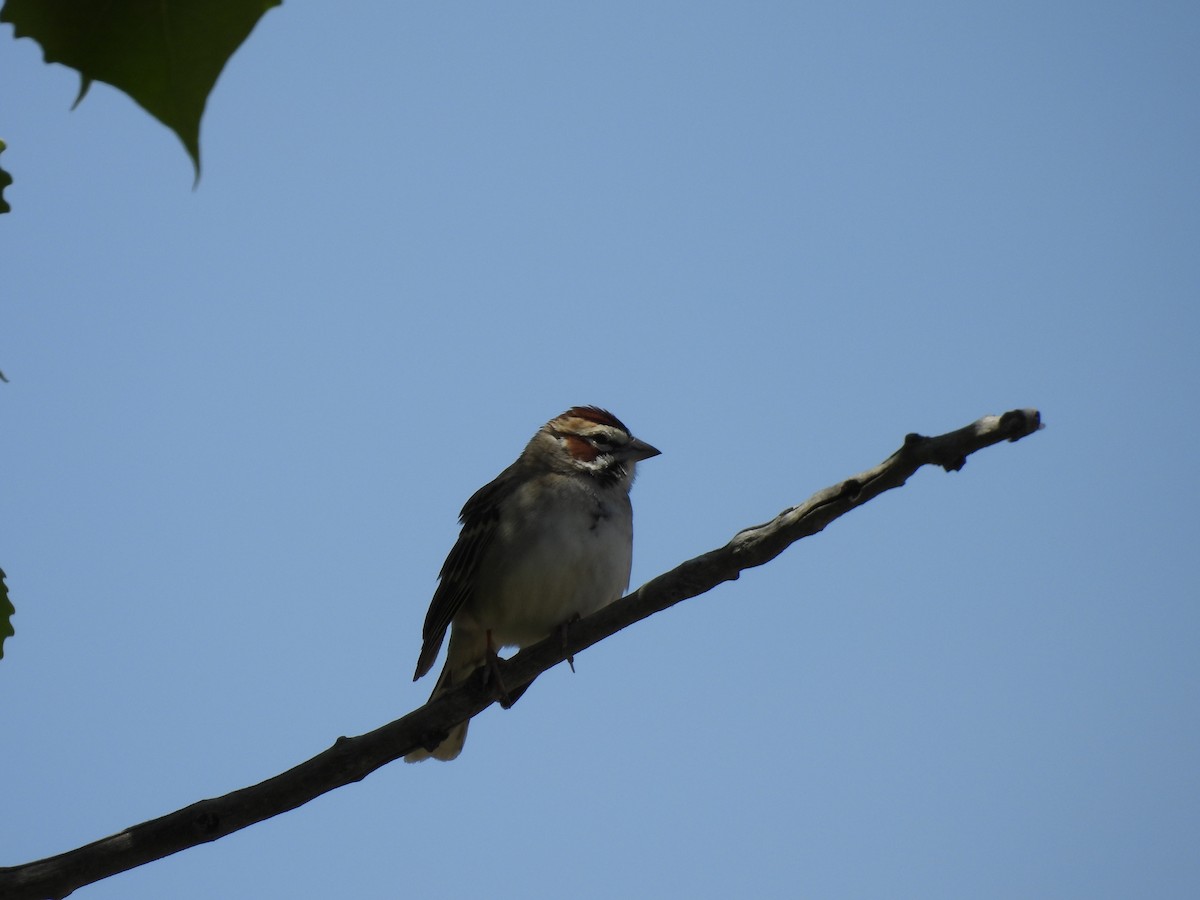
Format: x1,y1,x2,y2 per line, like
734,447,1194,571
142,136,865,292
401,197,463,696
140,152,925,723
558,406,630,433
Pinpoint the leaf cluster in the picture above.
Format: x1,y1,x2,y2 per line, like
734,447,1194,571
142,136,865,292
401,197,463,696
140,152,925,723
0,0,279,210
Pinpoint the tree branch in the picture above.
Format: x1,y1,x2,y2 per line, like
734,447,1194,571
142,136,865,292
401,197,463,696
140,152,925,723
0,408,1043,900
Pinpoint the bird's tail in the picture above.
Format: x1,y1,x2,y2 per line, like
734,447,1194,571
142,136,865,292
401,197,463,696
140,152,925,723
406,630,484,762
405,661,469,762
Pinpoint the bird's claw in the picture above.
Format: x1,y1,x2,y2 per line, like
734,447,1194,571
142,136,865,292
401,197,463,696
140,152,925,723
560,616,580,673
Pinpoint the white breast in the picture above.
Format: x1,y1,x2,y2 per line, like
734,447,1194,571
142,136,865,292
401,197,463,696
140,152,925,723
463,475,634,649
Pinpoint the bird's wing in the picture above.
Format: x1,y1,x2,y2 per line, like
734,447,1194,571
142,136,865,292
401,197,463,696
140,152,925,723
412,465,519,680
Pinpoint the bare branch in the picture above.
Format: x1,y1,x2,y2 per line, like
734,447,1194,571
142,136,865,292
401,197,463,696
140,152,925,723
0,409,1043,900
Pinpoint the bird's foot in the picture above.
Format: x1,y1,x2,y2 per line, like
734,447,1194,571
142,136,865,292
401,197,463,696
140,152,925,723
560,614,581,673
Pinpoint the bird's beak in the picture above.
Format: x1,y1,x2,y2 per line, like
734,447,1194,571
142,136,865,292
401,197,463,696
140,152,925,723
624,437,661,462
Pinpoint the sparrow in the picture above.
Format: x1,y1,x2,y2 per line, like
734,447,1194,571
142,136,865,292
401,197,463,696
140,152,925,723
406,406,659,761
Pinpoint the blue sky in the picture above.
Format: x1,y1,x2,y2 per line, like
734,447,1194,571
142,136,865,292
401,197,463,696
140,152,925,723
3,2,1198,898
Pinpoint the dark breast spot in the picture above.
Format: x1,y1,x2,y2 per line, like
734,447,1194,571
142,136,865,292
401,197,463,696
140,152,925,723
589,499,611,531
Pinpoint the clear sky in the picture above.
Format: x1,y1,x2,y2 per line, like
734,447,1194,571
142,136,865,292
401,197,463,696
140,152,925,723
3,3,1198,898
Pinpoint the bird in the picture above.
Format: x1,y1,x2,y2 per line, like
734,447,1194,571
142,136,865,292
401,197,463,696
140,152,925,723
406,406,660,762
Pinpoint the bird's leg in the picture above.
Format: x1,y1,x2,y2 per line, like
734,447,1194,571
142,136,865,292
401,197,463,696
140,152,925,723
560,613,582,673
483,629,514,708
486,631,536,708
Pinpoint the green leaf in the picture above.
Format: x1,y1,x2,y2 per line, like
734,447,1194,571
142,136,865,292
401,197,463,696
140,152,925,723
0,0,280,178
0,138,11,213
0,568,12,660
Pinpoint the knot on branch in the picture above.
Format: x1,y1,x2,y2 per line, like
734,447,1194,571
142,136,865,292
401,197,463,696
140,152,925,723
840,478,862,502
193,810,220,835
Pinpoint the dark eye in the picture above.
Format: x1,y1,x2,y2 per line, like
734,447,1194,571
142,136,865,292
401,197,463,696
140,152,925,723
588,434,615,450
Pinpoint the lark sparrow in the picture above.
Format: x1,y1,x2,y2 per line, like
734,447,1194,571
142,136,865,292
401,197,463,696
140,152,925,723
406,406,660,762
